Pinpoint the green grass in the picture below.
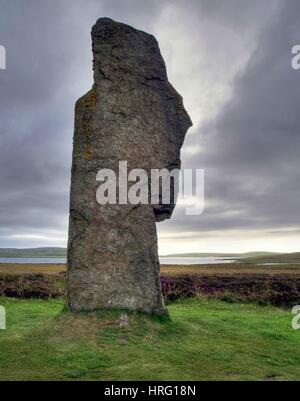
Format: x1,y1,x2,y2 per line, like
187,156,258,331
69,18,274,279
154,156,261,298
0,297,300,381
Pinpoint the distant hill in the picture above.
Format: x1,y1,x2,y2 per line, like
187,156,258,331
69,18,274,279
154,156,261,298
241,252,300,264
1,248,294,262
0,247,67,258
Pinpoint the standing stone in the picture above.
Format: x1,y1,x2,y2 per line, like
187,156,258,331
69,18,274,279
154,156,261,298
67,18,192,314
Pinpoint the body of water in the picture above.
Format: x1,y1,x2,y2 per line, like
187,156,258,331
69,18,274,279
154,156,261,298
0,256,238,265
0,258,66,264
160,256,237,265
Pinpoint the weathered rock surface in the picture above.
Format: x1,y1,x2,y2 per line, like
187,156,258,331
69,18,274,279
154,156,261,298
67,18,192,314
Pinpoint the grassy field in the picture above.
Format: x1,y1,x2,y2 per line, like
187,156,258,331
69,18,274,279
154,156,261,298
0,297,300,381
1,262,300,380
1,262,300,276
0,263,65,275
1,263,300,307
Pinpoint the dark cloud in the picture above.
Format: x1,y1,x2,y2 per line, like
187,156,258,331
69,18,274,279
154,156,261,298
0,0,171,247
0,0,299,251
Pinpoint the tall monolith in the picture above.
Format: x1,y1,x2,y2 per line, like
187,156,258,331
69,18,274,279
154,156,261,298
67,18,192,314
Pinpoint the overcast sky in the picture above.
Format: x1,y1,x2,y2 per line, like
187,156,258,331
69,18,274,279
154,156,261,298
0,0,299,253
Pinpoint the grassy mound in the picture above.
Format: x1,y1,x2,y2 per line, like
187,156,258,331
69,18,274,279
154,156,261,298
0,297,299,381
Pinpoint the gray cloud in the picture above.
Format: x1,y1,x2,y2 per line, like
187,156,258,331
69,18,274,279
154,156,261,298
160,0,300,246
0,0,299,251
